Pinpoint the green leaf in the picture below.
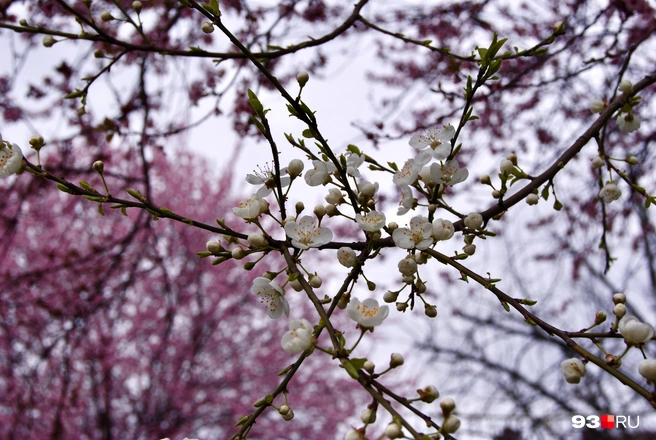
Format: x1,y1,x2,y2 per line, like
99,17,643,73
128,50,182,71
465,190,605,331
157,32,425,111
346,144,361,155
121,206,127,216
501,301,510,312
520,299,538,306
541,185,550,200
342,361,360,380
387,161,398,171
84,195,106,202
64,89,84,99
97,204,105,216
277,365,292,376
79,180,95,192
302,129,315,139
234,415,250,427
188,46,207,53
126,188,144,201
349,358,368,370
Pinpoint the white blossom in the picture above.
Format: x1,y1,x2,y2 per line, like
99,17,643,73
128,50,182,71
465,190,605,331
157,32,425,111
463,212,483,230
305,160,336,186
397,185,414,215
348,297,389,327
346,152,365,177
639,359,656,382
432,218,455,241
560,358,586,384
409,124,455,165
618,79,633,94
0,136,23,178
284,216,333,249
619,316,655,345
232,194,266,220
251,277,289,319
398,257,417,276
325,188,344,205
392,216,434,250
617,113,640,134
355,211,386,232
590,98,605,114
429,160,468,186
591,155,604,168
358,180,378,199
281,318,313,353
393,159,420,187
599,182,621,203
337,247,358,267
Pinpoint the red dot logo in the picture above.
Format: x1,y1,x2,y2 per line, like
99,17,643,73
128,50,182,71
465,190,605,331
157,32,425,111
601,414,615,429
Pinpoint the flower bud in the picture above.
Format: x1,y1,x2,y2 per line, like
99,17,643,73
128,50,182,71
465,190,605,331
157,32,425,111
262,271,277,280
360,407,376,424
425,304,438,318
618,79,633,94
492,190,501,199
463,243,476,255
613,303,627,318
337,294,350,309
360,181,376,198
440,397,456,414
100,11,114,21
289,278,303,292
92,160,104,174
396,302,407,312
415,280,426,293
464,212,483,230
325,204,338,217
296,71,309,87
247,233,267,248
231,248,246,260
282,215,295,225
281,408,294,421
595,311,607,324
295,201,305,215
388,222,398,231
418,385,440,403
389,353,404,368
526,193,539,205
206,240,222,254
591,155,604,168
500,159,514,173
313,204,326,218
77,106,86,116
344,428,364,440
605,353,621,368
479,174,491,185
384,422,402,439
363,360,374,373
639,359,656,383
442,415,461,434
590,98,605,114
553,21,565,34
201,22,214,33
288,159,304,177
19,19,28,26
383,290,399,303
398,257,417,276
613,292,626,304
308,274,322,288
132,1,142,13
626,156,639,166
42,35,56,47
278,404,290,416
506,152,518,164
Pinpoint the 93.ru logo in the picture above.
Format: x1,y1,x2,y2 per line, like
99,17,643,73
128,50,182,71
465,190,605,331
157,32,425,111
572,415,639,429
